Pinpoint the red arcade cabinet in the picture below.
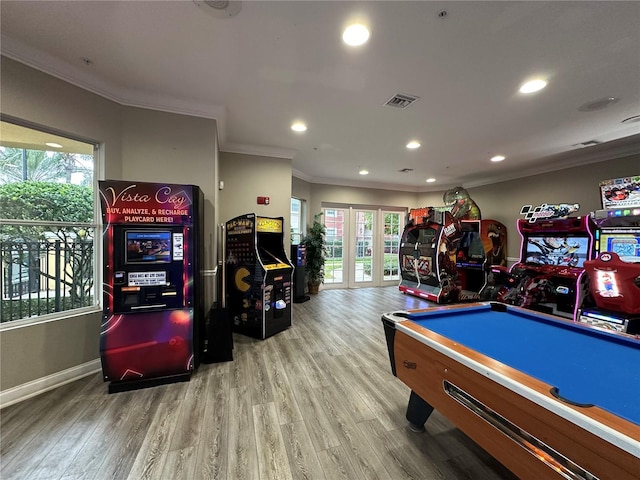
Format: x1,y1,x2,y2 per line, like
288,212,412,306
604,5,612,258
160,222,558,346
456,219,507,299
578,176,640,333
500,215,596,319
99,180,204,393
398,207,462,303
580,251,640,334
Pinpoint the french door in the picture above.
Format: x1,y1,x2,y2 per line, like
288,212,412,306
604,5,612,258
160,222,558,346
322,207,404,289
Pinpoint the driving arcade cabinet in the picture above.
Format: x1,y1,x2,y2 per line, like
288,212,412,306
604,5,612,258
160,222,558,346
499,209,596,320
99,180,204,393
225,214,294,339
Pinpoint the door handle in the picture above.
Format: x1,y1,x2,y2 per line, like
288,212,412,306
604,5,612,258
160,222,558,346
403,360,417,369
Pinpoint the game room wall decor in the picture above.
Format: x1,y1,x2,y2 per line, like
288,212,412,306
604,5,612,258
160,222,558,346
99,180,205,393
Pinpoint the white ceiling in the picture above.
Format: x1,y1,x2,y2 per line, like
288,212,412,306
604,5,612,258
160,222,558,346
1,1,639,192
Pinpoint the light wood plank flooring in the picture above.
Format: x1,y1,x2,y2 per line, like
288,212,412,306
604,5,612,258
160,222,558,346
1,287,518,480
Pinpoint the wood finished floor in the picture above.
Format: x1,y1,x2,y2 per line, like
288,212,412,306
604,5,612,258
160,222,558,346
1,287,518,480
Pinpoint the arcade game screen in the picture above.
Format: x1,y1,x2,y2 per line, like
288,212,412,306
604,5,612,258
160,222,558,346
125,231,172,263
524,235,590,267
599,231,640,263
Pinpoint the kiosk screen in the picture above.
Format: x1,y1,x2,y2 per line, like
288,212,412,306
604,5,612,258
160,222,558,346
125,230,172,264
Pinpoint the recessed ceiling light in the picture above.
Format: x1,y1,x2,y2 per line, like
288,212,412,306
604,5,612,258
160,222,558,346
342,24,370,46
519,79,547,94
406,141,421,149
490,155,505,162
291,122,307,132
426,178,436,183
46,142,63,148
359,169,369,175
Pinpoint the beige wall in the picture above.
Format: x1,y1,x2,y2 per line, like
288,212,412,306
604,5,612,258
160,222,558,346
308,183,418,220
219,152,293,248
292,176,311,203
120,106,219,272
0,57,123,179
0,57,220,393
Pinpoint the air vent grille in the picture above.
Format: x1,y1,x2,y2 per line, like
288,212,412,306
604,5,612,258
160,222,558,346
398,168,414,173
385,93,420,109
572,140,602,148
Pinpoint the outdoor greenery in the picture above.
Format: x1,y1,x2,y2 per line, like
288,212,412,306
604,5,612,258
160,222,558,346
1,143,95,322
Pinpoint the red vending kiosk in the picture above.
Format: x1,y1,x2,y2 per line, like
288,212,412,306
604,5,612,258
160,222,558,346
99,180,204,393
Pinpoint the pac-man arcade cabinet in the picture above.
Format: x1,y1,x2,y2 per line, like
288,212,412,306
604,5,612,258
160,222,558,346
225,214,294,339
99,180,204,393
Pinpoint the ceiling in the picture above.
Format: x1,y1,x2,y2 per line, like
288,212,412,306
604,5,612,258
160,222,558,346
1,1,639,192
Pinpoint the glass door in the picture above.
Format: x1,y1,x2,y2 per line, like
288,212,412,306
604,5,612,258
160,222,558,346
351,209,375,287
323,208,347,288
322,207,404,289
381,211,403,285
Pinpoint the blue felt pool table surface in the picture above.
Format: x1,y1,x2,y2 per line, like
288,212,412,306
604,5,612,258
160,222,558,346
405,304,640,426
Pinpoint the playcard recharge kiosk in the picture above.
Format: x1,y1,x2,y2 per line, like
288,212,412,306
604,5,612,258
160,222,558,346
225,214,293,339
99,180,204,393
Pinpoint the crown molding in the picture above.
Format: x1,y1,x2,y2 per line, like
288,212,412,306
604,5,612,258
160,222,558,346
221,142,297,160
462,133,640,189
1,33,227,131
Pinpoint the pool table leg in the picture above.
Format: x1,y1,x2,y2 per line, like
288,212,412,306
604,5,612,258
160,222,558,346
406,390,434,433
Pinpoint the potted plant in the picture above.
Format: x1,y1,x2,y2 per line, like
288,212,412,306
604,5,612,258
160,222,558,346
301,213,326,294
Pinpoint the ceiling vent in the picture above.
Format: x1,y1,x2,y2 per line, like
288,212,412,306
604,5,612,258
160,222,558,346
578,97,619,112
572,140,602,148
193,0,242,18
398,168,414,173
384,93,420,109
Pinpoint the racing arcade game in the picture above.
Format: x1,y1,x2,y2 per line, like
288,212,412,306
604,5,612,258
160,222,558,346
578,176,640,333
500,211,596,319
398,207,462,303
99,180,204,393
225,214,294,339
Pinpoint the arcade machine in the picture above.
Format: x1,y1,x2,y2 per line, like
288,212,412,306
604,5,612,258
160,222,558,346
398,207,462,303
499,204,596,319
99,180,204,393
225,214,294,339
578,175,640,333
291,243,310,303
456,220,507,300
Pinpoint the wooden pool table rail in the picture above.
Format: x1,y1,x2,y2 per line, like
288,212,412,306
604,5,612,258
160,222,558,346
392,321,640,480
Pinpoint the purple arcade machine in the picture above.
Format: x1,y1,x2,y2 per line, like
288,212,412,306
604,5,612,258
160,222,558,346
99,180,204,393
497,203,596,320
578,175,640,334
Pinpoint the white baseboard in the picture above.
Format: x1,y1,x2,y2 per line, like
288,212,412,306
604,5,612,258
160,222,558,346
0,359,102,409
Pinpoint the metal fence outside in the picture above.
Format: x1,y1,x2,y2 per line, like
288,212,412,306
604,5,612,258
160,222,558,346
1,239,95,322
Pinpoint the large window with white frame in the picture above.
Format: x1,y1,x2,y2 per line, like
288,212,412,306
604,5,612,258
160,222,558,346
0,119,99,325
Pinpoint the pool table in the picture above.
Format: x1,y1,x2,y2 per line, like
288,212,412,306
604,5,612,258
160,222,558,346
382,302,640,480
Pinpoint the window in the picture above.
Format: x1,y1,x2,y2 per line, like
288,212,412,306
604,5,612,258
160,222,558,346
290,197,306,244
0,120,98,324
